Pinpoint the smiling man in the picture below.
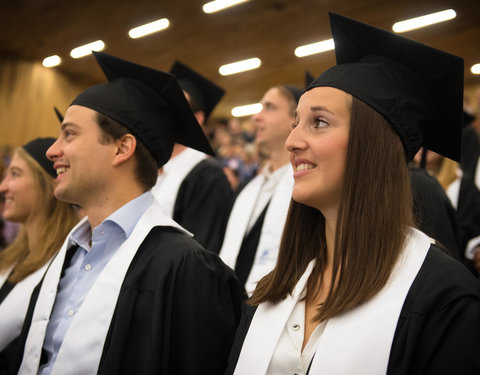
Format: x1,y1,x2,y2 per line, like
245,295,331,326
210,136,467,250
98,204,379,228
12,52,242,375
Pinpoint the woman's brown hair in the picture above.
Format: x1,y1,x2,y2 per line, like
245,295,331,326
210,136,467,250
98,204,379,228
250,96,413,322
0,147,79,283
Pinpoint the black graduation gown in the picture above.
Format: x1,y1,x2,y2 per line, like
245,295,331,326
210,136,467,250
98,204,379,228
11,226,243,375
234,202,269,288
461,125,480,178
0,281,18,373
225,246,480,375
173,158,233,255
455,174,480,276
409,166,460,258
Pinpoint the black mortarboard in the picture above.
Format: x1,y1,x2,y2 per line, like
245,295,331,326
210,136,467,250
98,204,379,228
54,107,64,122
283,85,303,104
305,71,315,88
71,52,214,167
169,61,225,121
22,137,56,178
307,13,464,162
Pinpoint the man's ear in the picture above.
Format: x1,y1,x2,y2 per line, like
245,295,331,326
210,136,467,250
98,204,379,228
112,134,136,166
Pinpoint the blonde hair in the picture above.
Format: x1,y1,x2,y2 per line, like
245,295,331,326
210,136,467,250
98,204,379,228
0,147,79,283
436,157,460,191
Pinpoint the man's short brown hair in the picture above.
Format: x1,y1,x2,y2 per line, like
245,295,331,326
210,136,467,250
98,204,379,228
96,112,158,190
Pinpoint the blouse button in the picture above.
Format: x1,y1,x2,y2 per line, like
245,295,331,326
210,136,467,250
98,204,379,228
67,309,74,317
292,323,300,331
84,264,92,271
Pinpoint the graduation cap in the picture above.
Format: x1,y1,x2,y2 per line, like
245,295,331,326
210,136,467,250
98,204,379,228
305,71,315,88
54,107,64,122
23,137,57,178
72,52,214,167
307,13,464,162
169,61,225,121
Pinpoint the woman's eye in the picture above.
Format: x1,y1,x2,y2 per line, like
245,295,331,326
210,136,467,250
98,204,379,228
313,118,328,128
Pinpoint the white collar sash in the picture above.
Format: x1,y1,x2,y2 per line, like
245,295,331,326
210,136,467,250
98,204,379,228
245,165,293,294
152,148,207,217
0,261,51,351
0,265,14,289
234,228,431,375
220,164,293,286
18,202,188,375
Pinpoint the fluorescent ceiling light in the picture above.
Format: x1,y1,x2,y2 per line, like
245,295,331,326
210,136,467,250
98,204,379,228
128,18,170,39
231,103,262,117
42,55,61,68
203,0,249,14
472,64,480,75
392,9,456,33
219,57,261,76
294,39,334,57
70,40,105,59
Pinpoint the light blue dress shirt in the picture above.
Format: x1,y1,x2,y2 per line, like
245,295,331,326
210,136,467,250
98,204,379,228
38,191,153,375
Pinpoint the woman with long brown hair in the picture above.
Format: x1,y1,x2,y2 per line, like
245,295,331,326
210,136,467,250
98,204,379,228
0,138,79,370
226,13,480,375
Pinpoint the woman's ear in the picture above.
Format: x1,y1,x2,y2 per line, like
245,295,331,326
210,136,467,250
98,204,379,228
112,134,136,166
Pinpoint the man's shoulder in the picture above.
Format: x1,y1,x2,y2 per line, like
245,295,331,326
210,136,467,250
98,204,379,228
124,226,212,281
189,158,225,178
181,158,231,191
140,225,204,253
124,225,236,290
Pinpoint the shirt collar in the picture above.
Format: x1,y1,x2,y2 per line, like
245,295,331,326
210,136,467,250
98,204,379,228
69,191,154,248
261,162,290,181
106,191,153,238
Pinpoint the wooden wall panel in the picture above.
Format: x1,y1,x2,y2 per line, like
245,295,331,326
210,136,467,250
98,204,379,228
0,59,87,148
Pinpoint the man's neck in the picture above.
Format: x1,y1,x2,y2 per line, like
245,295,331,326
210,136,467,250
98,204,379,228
83,187,145,230
267,148,290,172
170,144,187,159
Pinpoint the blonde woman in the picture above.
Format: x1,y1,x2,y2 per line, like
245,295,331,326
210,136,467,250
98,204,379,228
0,138,79,370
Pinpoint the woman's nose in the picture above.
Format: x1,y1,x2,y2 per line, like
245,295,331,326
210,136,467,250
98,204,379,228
285,125,306,153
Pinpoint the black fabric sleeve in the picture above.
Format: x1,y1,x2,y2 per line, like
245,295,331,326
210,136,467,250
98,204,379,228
173,159,233,254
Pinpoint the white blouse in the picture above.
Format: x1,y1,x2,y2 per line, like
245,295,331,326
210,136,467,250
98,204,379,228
266,294,326,375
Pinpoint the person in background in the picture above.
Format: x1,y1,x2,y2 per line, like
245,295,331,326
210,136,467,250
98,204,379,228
220,84,302,294
13,52,242,375
227,13,480,375
0,158,6,250
152,61,233,254
0,138,79,373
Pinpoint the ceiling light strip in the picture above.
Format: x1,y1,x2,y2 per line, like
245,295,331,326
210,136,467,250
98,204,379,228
231,103,262,117
203,0,249,14
42,55,61,68
128,18,170,39
219,57,261,76
392,9,456,33
70,40,105,59
294,39,334,58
